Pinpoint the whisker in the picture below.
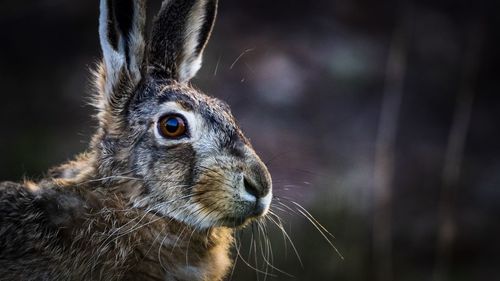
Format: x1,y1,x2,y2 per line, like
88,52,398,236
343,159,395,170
251,224,261,281
267,211,288,256
265,212,303,267
256,219,293,279
228,232,241,281
230,48,254,70
233,230,277,277
275,197,344,260
289,200,336,239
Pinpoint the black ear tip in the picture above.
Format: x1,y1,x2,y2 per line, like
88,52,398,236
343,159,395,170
113,0,135,38
147,0,220,82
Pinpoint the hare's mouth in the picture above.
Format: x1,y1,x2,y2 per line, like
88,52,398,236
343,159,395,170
217,204,269,228
218,215,263,228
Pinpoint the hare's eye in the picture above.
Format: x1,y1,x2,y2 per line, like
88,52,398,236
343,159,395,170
158,115,187,139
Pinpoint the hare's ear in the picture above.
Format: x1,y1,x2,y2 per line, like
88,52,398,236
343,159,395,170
96,0,146,126
148,0,218,82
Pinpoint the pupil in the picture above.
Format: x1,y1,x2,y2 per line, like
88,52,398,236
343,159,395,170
165,118,179,133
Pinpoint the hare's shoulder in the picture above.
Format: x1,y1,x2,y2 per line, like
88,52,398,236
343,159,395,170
0,181,41,223
0,181,88,243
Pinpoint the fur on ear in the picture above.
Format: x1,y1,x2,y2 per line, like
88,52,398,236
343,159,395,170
148,0,218,82
96,0,146,131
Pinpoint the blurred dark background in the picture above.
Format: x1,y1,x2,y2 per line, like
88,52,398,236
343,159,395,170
1,0,499,280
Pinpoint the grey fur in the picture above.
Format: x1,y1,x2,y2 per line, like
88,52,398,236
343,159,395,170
0,1,272,280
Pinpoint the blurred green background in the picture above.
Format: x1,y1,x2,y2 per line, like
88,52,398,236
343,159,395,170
1,0,499,280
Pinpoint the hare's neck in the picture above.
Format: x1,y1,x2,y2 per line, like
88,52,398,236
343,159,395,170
71,189,234,281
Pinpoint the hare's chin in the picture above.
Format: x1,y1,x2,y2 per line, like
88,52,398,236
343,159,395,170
217,216,254,228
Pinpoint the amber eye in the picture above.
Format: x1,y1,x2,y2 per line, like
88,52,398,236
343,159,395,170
158,115,187,139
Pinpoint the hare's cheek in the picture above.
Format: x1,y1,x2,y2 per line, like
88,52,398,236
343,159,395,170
191,167,228,202
190,169,236,214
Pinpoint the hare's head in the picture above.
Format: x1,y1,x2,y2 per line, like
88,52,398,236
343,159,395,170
90,0,272,229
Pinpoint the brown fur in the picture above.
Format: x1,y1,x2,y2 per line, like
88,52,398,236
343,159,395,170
0,1,272,280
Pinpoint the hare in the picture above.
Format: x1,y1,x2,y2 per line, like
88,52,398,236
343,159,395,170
0,0,273,280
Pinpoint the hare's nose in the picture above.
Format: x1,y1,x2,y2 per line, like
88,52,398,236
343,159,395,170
243,175,272,216
244,177,266,198
243,161,271,198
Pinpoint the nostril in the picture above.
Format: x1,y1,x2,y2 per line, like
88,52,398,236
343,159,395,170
244,177,261,198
